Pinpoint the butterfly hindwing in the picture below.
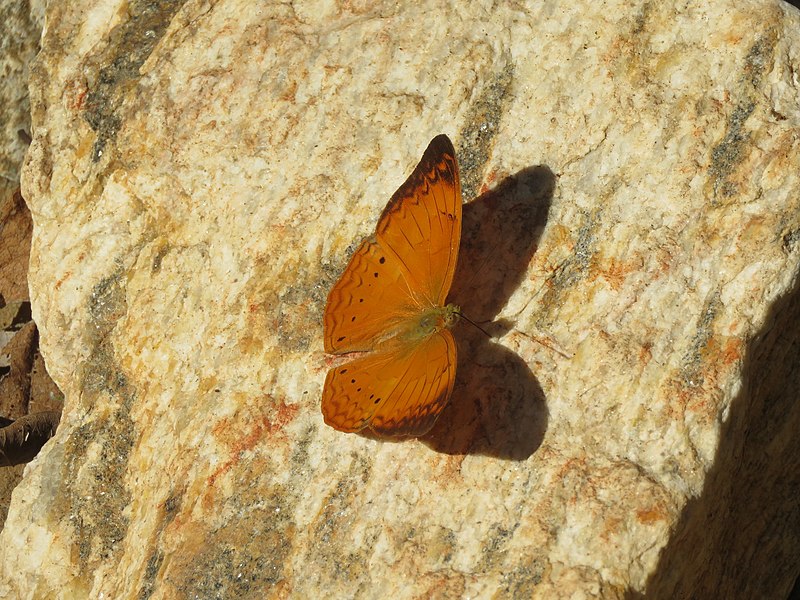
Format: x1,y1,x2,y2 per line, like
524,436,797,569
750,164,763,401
370,329,456,436
322,330,457,436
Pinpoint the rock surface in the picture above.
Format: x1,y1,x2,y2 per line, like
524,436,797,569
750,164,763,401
3,0,800,598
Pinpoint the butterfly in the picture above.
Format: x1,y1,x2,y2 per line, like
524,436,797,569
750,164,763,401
322,134,463,437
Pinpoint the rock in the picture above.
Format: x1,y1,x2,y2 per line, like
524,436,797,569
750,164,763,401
3,0,800,598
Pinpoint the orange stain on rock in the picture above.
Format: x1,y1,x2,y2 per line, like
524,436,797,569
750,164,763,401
54,271,72,290
207,398,300,489
636,505,668,525
478,169,499,196
638,341,653,366
590,255,640,291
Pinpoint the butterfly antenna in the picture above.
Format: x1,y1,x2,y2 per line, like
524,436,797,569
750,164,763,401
514,329,572,359
457,312,491,338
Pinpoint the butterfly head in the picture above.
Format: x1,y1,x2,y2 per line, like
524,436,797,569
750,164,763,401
441,303,461,330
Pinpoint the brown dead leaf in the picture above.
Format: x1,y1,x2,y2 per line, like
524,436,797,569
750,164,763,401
0,188,32,304
0,320,37,420
0,410,60,467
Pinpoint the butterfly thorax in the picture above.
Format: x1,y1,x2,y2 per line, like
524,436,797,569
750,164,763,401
396,303,460,342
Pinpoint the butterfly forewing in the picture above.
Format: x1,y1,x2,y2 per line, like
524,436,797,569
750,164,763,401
322,330,456,436
324,238,419,353
324,135,462,355
376,134,462,306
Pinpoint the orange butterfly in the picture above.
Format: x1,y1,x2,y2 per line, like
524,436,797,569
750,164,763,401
322,135,462,436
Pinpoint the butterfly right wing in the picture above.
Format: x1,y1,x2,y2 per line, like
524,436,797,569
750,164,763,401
321,330,457,437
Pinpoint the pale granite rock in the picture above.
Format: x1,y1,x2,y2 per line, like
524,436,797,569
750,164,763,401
3,0,800,598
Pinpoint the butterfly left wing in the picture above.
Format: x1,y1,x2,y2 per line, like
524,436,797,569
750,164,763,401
324,236,421,354
376,134,462,307
322,330,457,437
324,135,461,354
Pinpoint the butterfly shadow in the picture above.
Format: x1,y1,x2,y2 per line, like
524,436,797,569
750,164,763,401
421,165,556,460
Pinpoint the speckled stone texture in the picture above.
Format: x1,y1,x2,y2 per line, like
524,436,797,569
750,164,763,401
3,0,800,598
